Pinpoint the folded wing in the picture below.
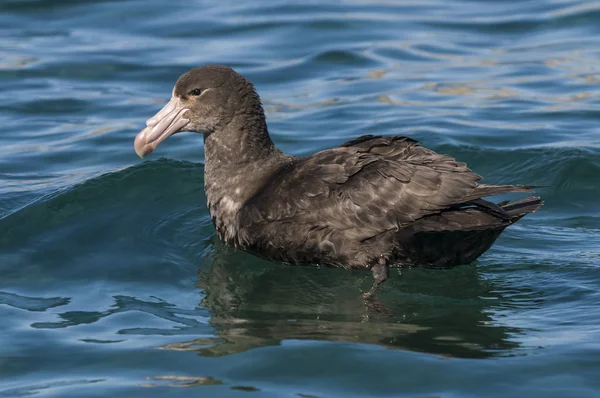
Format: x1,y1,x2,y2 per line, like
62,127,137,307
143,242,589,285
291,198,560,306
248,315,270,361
240,135,532,241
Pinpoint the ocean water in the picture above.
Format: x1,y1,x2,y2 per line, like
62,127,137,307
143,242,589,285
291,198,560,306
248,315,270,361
1,0,600,396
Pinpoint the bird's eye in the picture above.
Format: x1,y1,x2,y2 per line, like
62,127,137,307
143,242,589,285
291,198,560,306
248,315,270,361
189,88,204,96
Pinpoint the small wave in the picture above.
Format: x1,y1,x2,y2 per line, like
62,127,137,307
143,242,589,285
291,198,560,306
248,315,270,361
0,159,207,257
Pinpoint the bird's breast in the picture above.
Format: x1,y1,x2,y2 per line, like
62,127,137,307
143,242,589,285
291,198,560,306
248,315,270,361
208,196,246,247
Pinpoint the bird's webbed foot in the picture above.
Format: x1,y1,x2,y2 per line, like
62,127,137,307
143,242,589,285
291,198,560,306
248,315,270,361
362,261,389,299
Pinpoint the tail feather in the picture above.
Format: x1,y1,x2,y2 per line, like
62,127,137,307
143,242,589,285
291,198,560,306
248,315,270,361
473,184,535,198
501,196,543,220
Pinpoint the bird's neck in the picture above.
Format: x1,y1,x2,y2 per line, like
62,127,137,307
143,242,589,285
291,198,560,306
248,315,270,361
202,117,291,245
204,114,277,167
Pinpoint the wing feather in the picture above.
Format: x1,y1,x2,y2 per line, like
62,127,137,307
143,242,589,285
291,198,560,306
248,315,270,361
240,135,531,241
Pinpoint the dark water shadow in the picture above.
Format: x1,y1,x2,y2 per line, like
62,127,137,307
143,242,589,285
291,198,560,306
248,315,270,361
167,241,535,359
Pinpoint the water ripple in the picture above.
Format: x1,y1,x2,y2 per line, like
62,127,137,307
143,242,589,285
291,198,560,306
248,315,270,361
0,292,70,312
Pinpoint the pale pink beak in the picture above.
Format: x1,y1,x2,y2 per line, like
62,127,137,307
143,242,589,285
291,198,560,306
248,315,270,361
134,97,190,158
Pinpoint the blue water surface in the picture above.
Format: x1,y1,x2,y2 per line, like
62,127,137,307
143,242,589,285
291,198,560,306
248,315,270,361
1,0,600,397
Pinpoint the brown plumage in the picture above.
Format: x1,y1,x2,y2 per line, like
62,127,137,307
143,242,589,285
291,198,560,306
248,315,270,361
134,65,543,297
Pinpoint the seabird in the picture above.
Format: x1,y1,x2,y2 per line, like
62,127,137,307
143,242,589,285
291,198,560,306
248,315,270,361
134,65,542,298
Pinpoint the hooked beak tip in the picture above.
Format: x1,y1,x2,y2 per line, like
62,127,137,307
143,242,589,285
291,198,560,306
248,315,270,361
134,128,153,158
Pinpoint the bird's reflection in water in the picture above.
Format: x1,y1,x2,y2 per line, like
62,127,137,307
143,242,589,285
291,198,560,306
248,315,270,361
170,241,529,359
